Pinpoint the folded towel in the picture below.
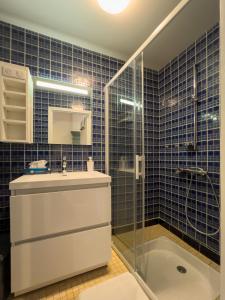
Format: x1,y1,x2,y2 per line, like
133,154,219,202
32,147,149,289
29,160,47,169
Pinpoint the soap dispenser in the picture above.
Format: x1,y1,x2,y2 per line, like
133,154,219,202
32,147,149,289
87,157,94,172
62,156,67,175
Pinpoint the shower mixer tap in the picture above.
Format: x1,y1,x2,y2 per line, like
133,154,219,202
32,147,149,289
176,167,207,176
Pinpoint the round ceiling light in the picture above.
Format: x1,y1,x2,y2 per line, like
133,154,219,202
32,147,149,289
97,0,131,14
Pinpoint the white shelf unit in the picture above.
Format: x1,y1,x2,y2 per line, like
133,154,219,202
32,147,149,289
0,61,33,143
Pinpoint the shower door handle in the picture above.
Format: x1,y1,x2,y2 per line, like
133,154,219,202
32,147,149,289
135,155,145,180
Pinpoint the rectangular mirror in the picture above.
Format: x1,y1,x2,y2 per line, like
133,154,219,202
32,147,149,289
33,77,93,145
48,106,92,145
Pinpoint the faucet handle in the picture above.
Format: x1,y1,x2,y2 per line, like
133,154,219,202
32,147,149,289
175,168,182,174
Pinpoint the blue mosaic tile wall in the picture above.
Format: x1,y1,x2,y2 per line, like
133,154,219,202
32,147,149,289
144,69,160,221
0,21,158,232
158,24,220,254
0,21,220,257
0,21,121,231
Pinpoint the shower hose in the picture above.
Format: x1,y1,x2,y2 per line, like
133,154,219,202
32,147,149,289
185,173,220,236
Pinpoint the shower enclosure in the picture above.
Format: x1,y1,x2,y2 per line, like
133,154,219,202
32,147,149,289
106,52,145,271
105,0,221,299
105,51,145,269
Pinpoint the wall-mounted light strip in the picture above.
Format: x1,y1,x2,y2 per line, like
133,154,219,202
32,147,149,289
120,98,142,108
120,99,134,106
34,78,90,96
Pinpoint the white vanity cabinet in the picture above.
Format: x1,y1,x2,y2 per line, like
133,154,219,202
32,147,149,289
0,61,33,143
9,171,111,295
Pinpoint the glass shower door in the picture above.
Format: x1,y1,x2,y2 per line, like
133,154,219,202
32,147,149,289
134,53,146,277
108,53,145,271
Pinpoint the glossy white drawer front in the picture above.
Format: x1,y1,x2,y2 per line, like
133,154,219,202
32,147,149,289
11,225,111,294
11,186,111,242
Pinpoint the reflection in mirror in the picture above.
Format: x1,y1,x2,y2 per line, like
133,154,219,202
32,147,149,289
48,106,92,145
33,77,93,144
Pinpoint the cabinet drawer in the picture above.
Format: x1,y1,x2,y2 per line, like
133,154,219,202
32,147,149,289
11,186,111,242
11,225,111,294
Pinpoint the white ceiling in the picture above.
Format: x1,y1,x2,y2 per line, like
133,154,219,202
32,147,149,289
144,0,219,69
0,0,219,70
0,0,180,59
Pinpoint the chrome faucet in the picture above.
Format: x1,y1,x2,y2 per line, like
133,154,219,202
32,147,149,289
62,156,67,175
176,167,207,176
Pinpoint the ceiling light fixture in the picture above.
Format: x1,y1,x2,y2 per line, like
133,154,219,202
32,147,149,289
97,0,131,15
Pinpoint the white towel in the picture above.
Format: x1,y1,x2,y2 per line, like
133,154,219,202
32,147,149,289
29,160,47,169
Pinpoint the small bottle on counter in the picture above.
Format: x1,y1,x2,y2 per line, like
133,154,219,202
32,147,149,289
87,157,94,172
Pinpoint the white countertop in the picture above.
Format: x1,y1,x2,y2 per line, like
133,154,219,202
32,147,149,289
9,171,111,190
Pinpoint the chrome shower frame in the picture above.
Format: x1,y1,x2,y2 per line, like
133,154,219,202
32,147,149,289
220,0,225,297
192,64,198,151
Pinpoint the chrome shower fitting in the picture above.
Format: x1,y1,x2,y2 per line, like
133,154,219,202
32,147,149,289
191,64,198,151
176,166,220,236
192,64,198,102
175,167,207,176
183,142,195,151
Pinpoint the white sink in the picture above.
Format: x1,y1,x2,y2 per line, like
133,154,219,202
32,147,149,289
10,171,111,190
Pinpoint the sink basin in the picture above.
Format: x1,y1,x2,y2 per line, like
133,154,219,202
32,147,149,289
10,171,111,190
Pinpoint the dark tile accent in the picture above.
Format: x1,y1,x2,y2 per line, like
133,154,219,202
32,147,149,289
200,244,220,264
167,223,183,239
183,235,200,252
145,219,159,227
157,220,220,264
112,224,134,235
158,219,170,231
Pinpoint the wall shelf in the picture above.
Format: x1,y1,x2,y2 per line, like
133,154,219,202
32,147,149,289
3,119,26,125
0,61,33,143
3,91,26,107
3,77,26,93
4,105,26,112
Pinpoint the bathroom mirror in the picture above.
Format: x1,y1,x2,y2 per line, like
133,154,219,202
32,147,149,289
33,77,93,145
48,106,92,145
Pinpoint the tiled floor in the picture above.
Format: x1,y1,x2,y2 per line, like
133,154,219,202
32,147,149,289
10,250,128,300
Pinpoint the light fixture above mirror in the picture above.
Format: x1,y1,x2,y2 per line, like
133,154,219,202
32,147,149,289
33,77,91,97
